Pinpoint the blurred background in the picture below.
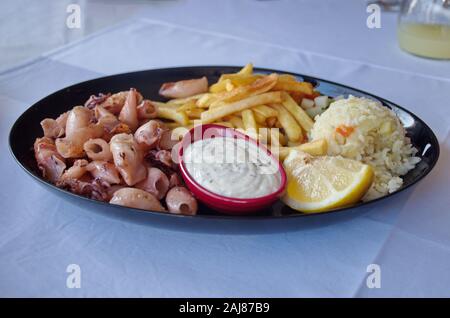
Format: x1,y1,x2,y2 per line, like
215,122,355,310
1,0,448,73
1,0,145,69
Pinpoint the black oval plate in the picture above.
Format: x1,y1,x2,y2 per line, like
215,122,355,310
9,66,440,221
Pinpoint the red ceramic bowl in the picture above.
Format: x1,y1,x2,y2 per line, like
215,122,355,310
178,124,287,215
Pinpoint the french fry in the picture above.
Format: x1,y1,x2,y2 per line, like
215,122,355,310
279,131,288,146
266,116,277,128
242,109,258,131
211,73,278,105
244,129,260,140
225,81,234,91
210,79,232,93
190,119,204,128
164,121,193,129
296,138,327,156
252,111,266,125
166,93,205,105
275,139,328,161
196,93,217,108
155,66,322,156
214,122,234,128
157,106,189,125
208,101,226,109
273,77,314,95
287,140,304,147
237,63,253,75
281,92,314,132
164,122,182,129
228,115,244,129
176,100,198,112
200,92,282,124
288,91,304,104
186,108,204,119
275,148,291,161
210,64,256,93
278,74,297,82
252,105,278,118
220,74,261,87
274,119,283,129
268,128,283,147
270,104,303,142
150,100,176,108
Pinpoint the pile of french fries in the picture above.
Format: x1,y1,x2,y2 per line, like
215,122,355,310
154,64,327,160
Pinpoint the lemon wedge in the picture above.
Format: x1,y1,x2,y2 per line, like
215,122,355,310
282,151,374,213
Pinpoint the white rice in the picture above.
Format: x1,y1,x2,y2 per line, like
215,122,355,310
310,95,421,201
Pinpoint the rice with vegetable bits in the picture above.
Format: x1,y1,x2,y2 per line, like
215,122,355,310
310,96,421,200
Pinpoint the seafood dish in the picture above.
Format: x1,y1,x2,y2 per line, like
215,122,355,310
35,89,197,215
30,64,431,216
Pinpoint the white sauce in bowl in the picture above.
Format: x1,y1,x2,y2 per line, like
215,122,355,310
183,137,281,198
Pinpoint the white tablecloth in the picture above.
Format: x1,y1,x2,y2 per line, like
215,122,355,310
1,0,449,297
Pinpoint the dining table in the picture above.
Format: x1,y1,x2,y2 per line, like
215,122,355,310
1,0,449,297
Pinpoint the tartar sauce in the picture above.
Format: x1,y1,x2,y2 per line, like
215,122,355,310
183,137,281,198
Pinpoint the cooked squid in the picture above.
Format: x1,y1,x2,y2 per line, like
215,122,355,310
110,123,132,136
56,106,104,158
55,111,69,130
94,105,132,140
85,93,110,110
118,88,140,132
57,159,116,201
58,177,109,201
87,91,143,114
35,87,194,213
34,137,66,183
40,119,63,139
145,149,176,175
157,129,180,150
40,111,70,139
168,173,182,188
134,120,165,150
95,106,120,132
60,159,89,181
65,106,94,137
137,100,158,119
153,150,174,168
109,188,165,211
86,161,121,185
165,186,198,215
105,184,126,201
110,133,147,186
159,76,208,99
136,167,169,200
84,138,112,161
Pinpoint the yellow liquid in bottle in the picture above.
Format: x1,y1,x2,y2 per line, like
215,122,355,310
398,22,450,59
